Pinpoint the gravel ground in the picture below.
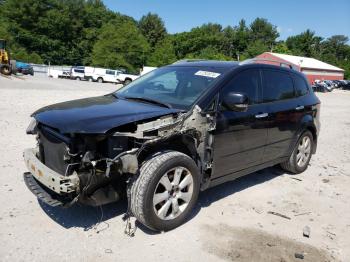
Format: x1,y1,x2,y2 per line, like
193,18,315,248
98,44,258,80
0,75,349,262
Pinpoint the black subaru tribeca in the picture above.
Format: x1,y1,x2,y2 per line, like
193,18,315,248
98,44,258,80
24,60,320,231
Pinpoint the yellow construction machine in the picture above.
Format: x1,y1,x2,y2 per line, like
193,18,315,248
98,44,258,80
0,39,14,75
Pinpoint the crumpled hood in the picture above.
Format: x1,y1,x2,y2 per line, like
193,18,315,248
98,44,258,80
33,94,181,134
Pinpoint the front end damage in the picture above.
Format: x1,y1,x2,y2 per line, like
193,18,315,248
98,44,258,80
23,105,215,207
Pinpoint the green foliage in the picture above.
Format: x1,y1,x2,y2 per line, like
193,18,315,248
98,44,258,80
147,37,177,66
139,13,167,49
286,30,323,57
0,0,349,77
272,42,292,54
173,23,225,59
91,19,149,72
249,18,279,48
244,40,270,58
0,0,120,64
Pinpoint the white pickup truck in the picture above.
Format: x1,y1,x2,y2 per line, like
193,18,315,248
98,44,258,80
85,67,122,83
116,72,139,85
117,67,157,85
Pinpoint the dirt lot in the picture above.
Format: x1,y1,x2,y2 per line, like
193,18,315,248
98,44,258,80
0,75,349,262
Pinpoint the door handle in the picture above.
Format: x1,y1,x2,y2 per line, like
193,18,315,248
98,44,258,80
255,113,268,119
295,105,304,111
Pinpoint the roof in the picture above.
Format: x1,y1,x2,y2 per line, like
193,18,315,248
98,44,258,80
171,60,239,68
266,52,344,72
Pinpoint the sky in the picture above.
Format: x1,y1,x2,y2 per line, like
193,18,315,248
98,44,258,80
104,0,350,41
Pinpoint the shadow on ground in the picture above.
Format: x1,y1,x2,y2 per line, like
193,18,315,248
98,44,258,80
39,167,285,233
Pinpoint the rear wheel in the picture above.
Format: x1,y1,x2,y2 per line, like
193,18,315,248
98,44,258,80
124,79,132,85
281,131,313,174
0,65,12,75
130,151,200,231
97,77,104,83
75,77,81,81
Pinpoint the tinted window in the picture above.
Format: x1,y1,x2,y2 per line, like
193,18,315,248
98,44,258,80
222,69,260,104
106,70,115,75
74,69,84,73
293,74,309,96
262,70,294,102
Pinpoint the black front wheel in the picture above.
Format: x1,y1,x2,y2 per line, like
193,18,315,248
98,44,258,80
130,151,200,231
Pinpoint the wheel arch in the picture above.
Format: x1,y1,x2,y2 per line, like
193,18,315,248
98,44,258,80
297,114,318,154
138,134,198,166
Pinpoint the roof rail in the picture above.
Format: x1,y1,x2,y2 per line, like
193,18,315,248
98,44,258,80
172,59,208,64
240,58,298,70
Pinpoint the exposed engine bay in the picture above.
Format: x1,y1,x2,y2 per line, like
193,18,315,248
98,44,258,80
25,104,216,207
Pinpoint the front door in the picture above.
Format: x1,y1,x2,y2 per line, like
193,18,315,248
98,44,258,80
212,69,268,179
105,70,116,82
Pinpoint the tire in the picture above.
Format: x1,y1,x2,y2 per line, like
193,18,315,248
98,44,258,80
280,130,313,174
97,77,103,83
76,77,81,81
130,151,200,231
124,79,132,85
0,64,12,75
88,77,93,82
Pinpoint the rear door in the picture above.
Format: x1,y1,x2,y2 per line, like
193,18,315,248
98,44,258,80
261,69,300,162
212,69,269,179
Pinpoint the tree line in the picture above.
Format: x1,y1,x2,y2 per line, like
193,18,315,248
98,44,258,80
0,0,349,77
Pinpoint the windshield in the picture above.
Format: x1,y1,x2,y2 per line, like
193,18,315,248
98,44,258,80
115,66,228,110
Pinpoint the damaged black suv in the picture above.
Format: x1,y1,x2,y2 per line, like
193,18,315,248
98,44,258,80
24,60,320,231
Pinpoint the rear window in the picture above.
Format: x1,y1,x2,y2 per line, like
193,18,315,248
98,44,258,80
262,70,294,102
293,74,309,96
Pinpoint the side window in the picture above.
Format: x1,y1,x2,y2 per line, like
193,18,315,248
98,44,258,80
222,69,260,104
293,74,309,96
262,70,294,102
106,70,115,75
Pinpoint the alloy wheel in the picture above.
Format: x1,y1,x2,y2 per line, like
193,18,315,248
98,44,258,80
296,136,311,167
153,167,194,220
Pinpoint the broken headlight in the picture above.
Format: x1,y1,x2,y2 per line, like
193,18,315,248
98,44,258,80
26,118,38,134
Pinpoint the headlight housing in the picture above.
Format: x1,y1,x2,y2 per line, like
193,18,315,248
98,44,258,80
26,118,38,134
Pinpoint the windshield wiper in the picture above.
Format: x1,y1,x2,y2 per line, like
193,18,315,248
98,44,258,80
123,96,172,108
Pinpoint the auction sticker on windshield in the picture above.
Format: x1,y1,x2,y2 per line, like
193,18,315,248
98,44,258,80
195,70,221,78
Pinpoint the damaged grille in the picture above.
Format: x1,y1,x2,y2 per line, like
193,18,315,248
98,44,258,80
38,125,70,175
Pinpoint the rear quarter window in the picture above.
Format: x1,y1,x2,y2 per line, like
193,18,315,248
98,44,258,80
293,74,310,96
262,70,294,102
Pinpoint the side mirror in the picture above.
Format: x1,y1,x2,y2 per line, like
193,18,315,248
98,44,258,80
222,92,249,112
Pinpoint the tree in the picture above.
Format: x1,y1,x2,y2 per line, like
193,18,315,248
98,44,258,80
91,19,149,72
0,0,119,64
243,40,270,58
272,42,292,54
139,13,167,49
186,46,231,61
249,18,279,49
286,30,322,57
147,37,177,66
173,23,225,59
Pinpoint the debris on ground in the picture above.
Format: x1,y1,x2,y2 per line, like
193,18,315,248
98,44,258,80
294,212,311,217
303,226,311,238
295,252,305,259
267,211,291,220
290,177,303,181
